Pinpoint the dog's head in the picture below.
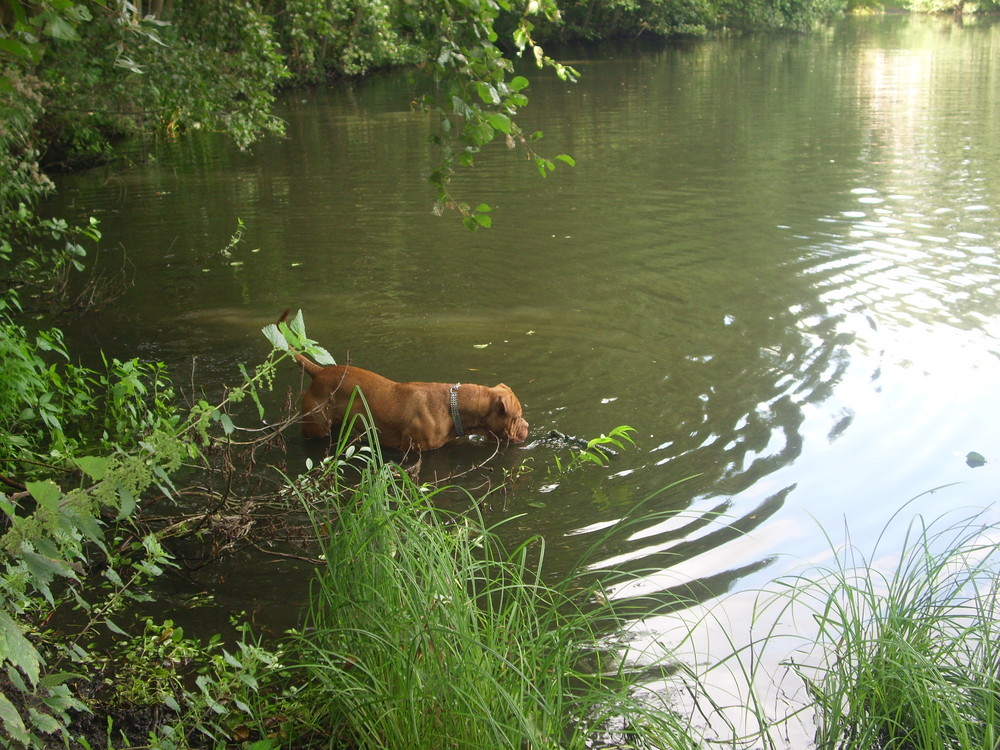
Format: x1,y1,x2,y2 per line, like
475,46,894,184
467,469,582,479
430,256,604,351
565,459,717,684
487,384,529,443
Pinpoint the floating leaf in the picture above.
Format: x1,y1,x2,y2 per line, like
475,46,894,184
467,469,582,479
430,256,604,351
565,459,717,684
966,451,987,468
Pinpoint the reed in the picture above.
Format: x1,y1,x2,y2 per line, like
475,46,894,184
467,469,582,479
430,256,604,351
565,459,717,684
282,439,698,750
772,505,1000,750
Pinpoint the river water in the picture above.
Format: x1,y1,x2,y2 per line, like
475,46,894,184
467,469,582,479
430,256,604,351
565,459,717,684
47,12,1000,741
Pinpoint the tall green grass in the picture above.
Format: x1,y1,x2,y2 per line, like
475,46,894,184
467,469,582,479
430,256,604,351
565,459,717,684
281,444,699,750
744,505,1000,750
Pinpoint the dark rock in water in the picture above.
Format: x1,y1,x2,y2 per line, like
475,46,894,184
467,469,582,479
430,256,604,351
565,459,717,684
966,451,987,468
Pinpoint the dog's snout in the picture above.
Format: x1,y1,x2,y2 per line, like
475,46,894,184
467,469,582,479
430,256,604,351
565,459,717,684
511,417,529,443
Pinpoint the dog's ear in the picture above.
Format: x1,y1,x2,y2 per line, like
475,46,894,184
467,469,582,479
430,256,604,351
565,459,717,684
494,391,509,416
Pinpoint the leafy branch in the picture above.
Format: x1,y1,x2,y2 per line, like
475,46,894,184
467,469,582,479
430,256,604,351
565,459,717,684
409,0,579,229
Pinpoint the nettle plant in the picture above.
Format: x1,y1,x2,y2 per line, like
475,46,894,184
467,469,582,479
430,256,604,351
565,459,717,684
0,305,288,746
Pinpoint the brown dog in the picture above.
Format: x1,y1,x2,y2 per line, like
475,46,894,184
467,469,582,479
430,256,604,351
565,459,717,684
288,350,529,453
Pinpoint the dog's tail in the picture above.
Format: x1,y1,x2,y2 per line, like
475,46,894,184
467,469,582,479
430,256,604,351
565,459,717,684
276,308,326,378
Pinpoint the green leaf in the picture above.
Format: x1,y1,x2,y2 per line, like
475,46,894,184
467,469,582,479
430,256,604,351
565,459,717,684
104,567,124,588
240,363,266,420
0,38,37,60
275,311,336,365
104,618,128,636
116,487,136,520
27,707,61,734
535,156,554,178
0,693,28,743
22,548,76,604
0,611,41,686
474,81,499,104
261,323,288,351
45,16,80,42
451,95,472,119
74,455,108,481
151,464,177,497
65,508,105,547
26,480,61,512
555,154,576,167
307,343,336,366
509,75,530,92
220,414,235,435
485,112,512,134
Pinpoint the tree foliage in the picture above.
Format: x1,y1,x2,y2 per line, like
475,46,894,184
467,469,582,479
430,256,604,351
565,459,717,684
715,0,846,31
269,0,421,79
533,0,718,39
1,0,857,209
